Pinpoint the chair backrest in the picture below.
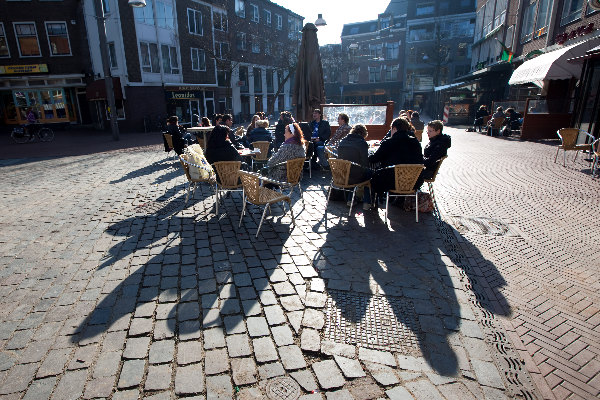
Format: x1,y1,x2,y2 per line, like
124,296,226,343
164,133,174,150
178,155,192,182
424,156,448,183
392,164,424,194
414,129,423,142
324,146,337,159
557,128,580,148
212,161,242,189
252,141,270,160
492,117,505,129
328,158,351,186
286,158,305,185
239,171,261,203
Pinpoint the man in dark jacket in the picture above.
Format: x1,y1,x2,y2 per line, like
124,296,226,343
337,124,372,210
415,120,451,189
369,117,423,203
165,116,194,155
309,109,331,168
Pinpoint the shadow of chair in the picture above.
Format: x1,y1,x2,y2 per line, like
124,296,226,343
238,171,295,237
415,129,423,142
212,161,243,214
384,164,424,223
424,155,448,192
325,158,372,223
555,128,594,167
251,141,270,171
488,117,505,137
178,155,215,204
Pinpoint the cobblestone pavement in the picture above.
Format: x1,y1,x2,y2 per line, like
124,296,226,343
433,129,600,400
0,128,585,399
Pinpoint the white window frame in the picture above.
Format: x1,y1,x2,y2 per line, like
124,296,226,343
44,21,71,56
213,10,228,31
215,41,229,59
161,44,179,75
251,35,260,53
108,41,117,69
265,40,272,55
264,10,271,26
235,0,245,18
368,66,380,83
250,3,259,22
191,47,206,71
187,8,203,36
561,0,584,25
134,0,154,25
140,41,160,73
13,22,41,58
156,1,174,29
276,14,282,30
236,32,247,51
0,23,10,58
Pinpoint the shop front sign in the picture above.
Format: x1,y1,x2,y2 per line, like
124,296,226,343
0,64,49,74
167,91,202,100
555,23,595,45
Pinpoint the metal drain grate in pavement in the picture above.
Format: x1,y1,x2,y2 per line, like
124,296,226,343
448,216,520,237
324,290,421,355
266,377,301,400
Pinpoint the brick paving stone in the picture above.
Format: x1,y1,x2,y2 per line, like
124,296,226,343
312,359,345,390
112,389,141,400
22,376,57,400
246,316,270,337
257,362,285,380
358,347,397,367
205,374,233,400
83,376,116,399
263,305,286,326
203,327,226,349
300,328,321,352
321,340,356,358
325,389,353,399
149,340,175,364
92,351,121,378
241,301,261,317
290,369,319,392
204,348,230,375
334,355,366,378
274,344,305,371
177,340,204,365
279,295,304,311
37,348,72,378
118,359,146,389
405,379,444,400
231,357,258,385
471,360,505,389
364,361,400,386
271,325,294,347
123,336,150,359
0,363,40,394
223,315,246,334
301,309,325,330
175,364,204,395
226,334,252,357
52,369,87,400
386,385,416,400
145,364,172,391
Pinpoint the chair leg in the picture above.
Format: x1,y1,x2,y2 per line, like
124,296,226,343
385,192,390,222
239,193,246,227
574,150,579,163
192,182,197,199
256,205,269,237
288,200,295,225
554,147,559,163
325,185,333,228
348,187,357,216
298,184,304,206
185,183,191,204
415,193,419,222
563,150,566,167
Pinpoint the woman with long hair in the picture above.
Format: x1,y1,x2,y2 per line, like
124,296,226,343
265,122,306,182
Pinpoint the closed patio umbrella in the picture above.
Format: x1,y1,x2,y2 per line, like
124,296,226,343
293,23,326,123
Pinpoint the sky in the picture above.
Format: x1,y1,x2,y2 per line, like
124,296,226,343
270,0,392,45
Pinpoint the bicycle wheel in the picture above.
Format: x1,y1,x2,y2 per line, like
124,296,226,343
39,128,54,142
11,128,31,144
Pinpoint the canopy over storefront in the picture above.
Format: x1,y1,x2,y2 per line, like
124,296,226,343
509,37,600,86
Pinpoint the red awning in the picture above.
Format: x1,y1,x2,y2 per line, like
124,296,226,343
86,77,123,101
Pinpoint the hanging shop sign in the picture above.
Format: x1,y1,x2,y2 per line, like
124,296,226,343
0,64,49,75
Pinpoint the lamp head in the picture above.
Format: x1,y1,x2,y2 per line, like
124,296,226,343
315,14,327,27
128,0,146,7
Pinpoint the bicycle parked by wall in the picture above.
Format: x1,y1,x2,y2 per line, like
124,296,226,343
11,124,55,143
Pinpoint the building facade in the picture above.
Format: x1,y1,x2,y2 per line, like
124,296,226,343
0,0,92,128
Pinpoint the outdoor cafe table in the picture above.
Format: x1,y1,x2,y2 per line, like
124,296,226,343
187,126,213,151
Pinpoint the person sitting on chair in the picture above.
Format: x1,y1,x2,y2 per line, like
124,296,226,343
337,124,373,210
369,117,423,205
414,120,451,190
474,105,489,132
410,111,425,131
308,109,331,169
166,115,195,155
486,106,505,135
243,119,273,155
505,108,522,131
205,125,243,165
264,122,306,184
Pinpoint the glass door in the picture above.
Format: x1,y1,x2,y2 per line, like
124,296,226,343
189,99,201,126
577,61,600,138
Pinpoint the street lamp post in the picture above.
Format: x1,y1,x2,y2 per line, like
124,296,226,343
93,0,146,141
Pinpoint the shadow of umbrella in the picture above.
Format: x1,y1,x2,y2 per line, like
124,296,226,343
293,23,326,123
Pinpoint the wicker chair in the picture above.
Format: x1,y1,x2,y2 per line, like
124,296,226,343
385,164,424,223
423,156,448,191
325,158,372,220
488,117,505,136
267,157,306,204
554,128,594,167
212,161,243,214
238,171,295,237
414,129,423,142
163,133,177,160
303,141,312,178
178,155,214,204
251,141,270,170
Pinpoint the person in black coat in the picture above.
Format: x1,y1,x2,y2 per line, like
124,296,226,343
242,119,272,151
274,111,294,150
337,124,373,209
205,125,242,165
165,115,194,155
414,120,451,190
369,117,423,203
308,109,331,168
474,105,489,132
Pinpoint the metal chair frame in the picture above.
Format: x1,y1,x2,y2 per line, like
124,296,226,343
212,161,243,214
250,141,270,171
554,128,595,167
325,158,372,227
178,155,215,204
383,164,424,223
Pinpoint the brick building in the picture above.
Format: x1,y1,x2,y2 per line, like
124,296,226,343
0,0,92,128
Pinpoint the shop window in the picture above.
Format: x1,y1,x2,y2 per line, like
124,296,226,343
140,41,160,73
520,1,535,43
191,47,206,71
108,42,117,69
253,68,262,93
266,69,274,92
188,9,202,35
45,22,71,56
561,0,584,25
250,4,259,22
12,89,69,121
0,23,9,57
213,10,227,31
235,0,245,18
156,1,174,29
276,14,282,30
236,32,246,51
14,22,41,57
161,44,179,74
134,0,154,25
264,10,271,26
